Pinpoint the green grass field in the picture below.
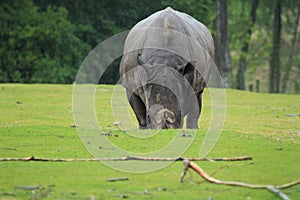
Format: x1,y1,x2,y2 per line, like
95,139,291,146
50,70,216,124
0,84,299,199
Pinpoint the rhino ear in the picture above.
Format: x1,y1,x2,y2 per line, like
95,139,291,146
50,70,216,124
137,53,146,65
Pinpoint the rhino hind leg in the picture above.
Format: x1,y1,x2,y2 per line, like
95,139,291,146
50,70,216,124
126,89,147,129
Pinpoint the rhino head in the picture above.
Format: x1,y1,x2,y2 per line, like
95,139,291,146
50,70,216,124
136,50,198,129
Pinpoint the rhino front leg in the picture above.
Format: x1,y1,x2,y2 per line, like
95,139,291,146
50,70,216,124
186,93,202,129
186,112,200,129
126,89,147,129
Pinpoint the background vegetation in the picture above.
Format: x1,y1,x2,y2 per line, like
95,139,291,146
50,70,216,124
1,0,300,93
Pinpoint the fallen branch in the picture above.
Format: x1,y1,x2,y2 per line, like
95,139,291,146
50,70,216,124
0,155,252,162
182,159,300,200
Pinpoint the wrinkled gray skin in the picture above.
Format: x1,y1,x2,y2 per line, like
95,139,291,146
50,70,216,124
120,7,214,129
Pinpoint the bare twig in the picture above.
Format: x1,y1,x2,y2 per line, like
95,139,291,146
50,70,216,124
182,159,300,200
284,114,300,117
15,186,44,190
0,155,252,162
107,177,129,182
0,192,16,197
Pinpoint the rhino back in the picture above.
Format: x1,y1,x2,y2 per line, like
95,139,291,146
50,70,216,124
120,7,214,91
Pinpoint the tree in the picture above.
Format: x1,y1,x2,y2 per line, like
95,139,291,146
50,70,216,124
214,0,232,88
236,0,259,90
269,0,282,93
281,1,300,93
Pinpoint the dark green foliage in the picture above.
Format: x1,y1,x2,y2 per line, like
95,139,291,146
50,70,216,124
0,0,216,84
0,0,90,83
1,0,300,92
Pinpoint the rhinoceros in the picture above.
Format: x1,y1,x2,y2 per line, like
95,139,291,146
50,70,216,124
120,7,214,129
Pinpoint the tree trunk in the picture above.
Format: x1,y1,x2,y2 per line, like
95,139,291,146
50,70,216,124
281,2,300,93
236,0,259,90
215,0,232,88
269,0,282,93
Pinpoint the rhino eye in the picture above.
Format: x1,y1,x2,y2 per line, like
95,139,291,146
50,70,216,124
178,62,194,75
183,62,194,75
178,67,184,74
177,65,186,74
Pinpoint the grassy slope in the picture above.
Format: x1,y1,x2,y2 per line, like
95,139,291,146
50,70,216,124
0,84,299,199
